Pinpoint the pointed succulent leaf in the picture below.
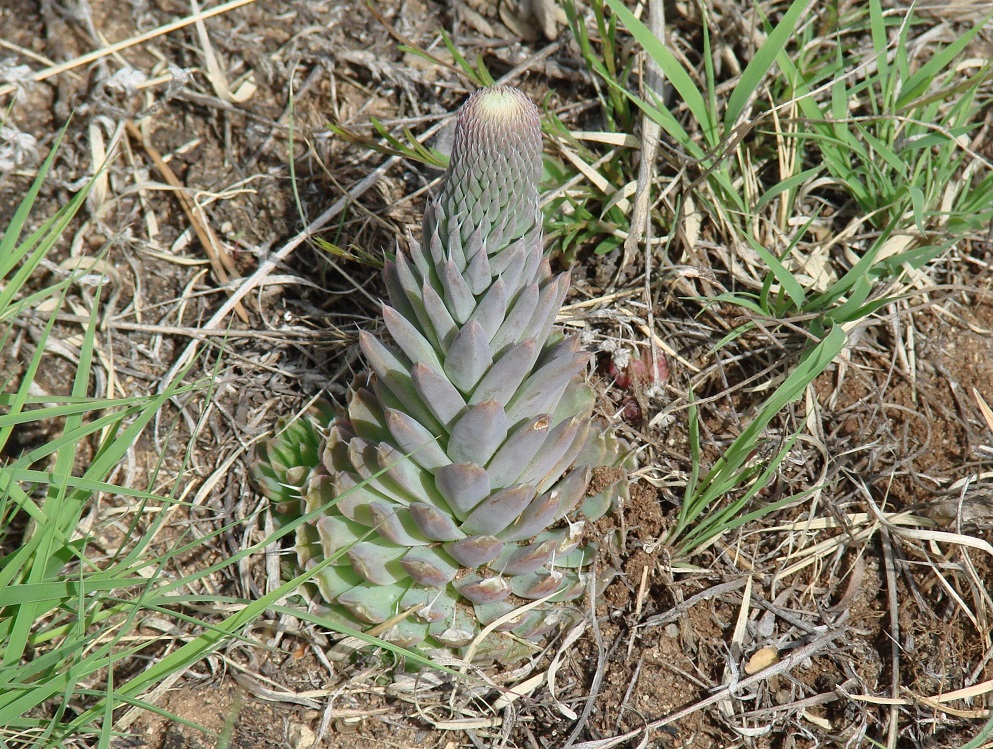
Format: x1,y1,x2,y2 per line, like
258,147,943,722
434,462,490,518
467,276,508,340
383,257,418,328
511,569,566,600
454,574,512,604
411,586,457,623
432,608,480,647
444,320,493,394
445,222,467,271
448,400,509,466
519,275,569,346
473,600,528,631
499,489,560,542
445,535,504,567
486,413,551,489
551,466,593,520
401,546,460,586
383,305,444,374
347,387,390,443
316,515,366,561
516,415,583,487
411,362,467,428
337,584,404,624
361,332,443,433
384,408,450,471
493,538,557,575
460,484,535,535
377,443,435,504
469,338,537,406
490,282,538,354
488,237,526,289
312,564,363,603
465,244,492,295
505,353,590,426
347,540,406,585
408,501,466,542
421,282,457,350
537,421,592,494
442,259,475,324
366,501,429,546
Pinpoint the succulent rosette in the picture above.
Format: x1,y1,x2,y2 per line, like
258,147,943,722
254,86,630,664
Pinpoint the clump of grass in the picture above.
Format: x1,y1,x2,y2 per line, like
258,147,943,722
0,128,303,746
562,0,993,560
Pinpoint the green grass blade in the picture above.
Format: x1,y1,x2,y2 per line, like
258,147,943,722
725,0,812,130
604,0,713,143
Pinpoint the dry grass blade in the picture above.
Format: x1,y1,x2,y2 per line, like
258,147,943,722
124,122,247,322
0,0,257,99
619,0,665,276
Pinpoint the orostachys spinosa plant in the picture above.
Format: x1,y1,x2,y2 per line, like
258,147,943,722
254,86,632,665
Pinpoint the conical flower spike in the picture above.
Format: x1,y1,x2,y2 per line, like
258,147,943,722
253,86,632,665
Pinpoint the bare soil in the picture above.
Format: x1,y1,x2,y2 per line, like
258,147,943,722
2,1,992,748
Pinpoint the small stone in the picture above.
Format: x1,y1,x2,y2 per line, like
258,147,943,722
287,723,316,749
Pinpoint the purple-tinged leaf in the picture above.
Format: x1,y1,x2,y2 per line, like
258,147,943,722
516,415,583,487
490,282,538,354
434,461,490,518
460,484,535,535
316,515,364,561
444,320,493,393
377,442,436,504
551,466,592,519
486,413,551,489
383,305,444,374
442,259,476,324
384,408,450,471
464,218,490,262
401,546,459,587
445,535,503,567
422,282,457,351
360,331,442,433
489,239,525,291
510,569,566,600
467,276,508,341
366,501,429,546
465,245,491,295
470,338,538,406
346,387,389,443
408,501,466,541
499,489,560,542
383,257,418,327
448,400,508,466
446,221,467,271
454,574,512,604
505,352,589,426
493,538,556,575
519,275,568,345
538,421,592,494
411,362,467,428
